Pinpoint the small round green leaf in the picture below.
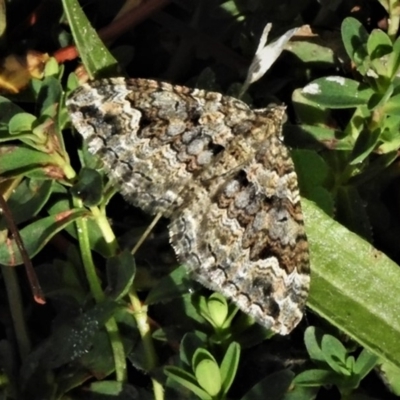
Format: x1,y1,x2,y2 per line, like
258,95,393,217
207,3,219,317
341,17,369,74
195,359,221,396
353,349,378,378
207,293,228,327
9,113,36,134
192,349,221,396
367,29,392,60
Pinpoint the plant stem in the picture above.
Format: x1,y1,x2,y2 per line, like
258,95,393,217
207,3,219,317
91,205,119,254
131,212,162,255
74,197,127,382
129,287,164,400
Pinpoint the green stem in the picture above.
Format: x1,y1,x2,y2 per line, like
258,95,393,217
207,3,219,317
127,212,164,399
129,287,164,400
90,205,119,254
73,197,127,382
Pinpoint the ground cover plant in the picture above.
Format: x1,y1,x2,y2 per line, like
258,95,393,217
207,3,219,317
0,0,400,399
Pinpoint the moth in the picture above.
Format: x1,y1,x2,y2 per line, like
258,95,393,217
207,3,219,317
67,78,309,335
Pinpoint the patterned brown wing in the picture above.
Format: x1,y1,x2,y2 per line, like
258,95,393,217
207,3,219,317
169,108,309,334
67,78,257,216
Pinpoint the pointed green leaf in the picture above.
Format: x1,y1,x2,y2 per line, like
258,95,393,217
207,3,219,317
61,0,118,79
304,199,400,369
0,209,88,265
294,369,341,387
321,335,351,376
353,349,378,378
220,342,240,395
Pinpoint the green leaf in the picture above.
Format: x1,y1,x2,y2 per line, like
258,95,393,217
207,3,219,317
378,361,400,395
180,332,208,367
355,151,398,182
218,1,242,18
335,186,372,241
0,209,88,265
353,349,378,378
367,29,392,60
61,0,118,79
0,96,25,125
304,199,400,369
301,77,374,108
195,360,221,396
43,57,61,78
293,124,354,151
283,386,319,400
145,265,195,305
8,113,36,134
387,35,400,78
66,72,80,93
71,167,104,206
341,17,370,74
292,150,331,190
321,335,351,376
349,127,381,164
292,88,333,126
207,293,229,328
345,355,355,371
106,250,135,300
164,366,212,400
240,370,294,400
192,349,221,396
36,76,62,118
0,179,53,228
287,40,336,65
220,342,240,395
378,115,400,152
194,294,217,327
304,327,326,365
20,300,120,380
292,150,334,216
0,144,63,176
86,310,137,378
36,257,88,305
293,369,340,387
372,83,396,110
381,92,400,115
